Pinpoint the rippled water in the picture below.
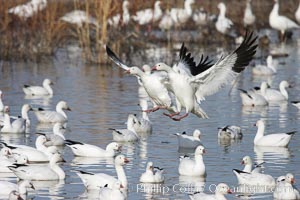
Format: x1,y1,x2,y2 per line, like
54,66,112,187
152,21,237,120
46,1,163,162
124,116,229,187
1,38,300,200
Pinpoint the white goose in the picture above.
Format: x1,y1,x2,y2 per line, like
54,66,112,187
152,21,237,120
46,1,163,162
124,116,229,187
296,1,300,24
175,129,202,148
66,140,121,157
269,0,299,41
189,183,232,200
0,110,26,134
218,125,243,139
8,191,24,200
44,123,66,146
108,1,130,28
152,32,257,120
0,90,5,112
34,101,71,123
239,88,268,106
240,156,263,173
9,0,47,19
170,0,195,26
233,168,275,187
260,81,291,101
131,113,152,135
60,10,98,27
76,154,129,190
132,1,162,25
254,119,295,147
139,162,164,183
0,180,34,197
252,55,276,75
159,9,173,31
215,2,233,34
9,153,65,180
243,0,255,27
273,173,300,199
0,154,28,173
23,78,53,96
178,145,206,176
99,181,126,200
193,8,208,26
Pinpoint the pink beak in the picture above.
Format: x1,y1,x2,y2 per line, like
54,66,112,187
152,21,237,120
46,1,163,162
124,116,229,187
124,69,130,74
151,66,157,71
124,158,130,163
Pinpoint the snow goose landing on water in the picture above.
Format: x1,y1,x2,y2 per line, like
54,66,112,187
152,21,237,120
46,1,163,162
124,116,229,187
0,180,34,197
175,129,202,149
108,1,130,28
215,2,233,34
23,78,53,96
273,173,300,199
189,183,232,200
132,1,162,26
139,162,164,183
76,155,129,190
254,119,296,147
218,125,243,139
178,145,206,177
34,101,71,123
152,31,257,120
170,0,195,26
99,181,126,200
243,0,256,27
252,55,276,75
239,88,268,106
259,81,291,102
269,0,299,41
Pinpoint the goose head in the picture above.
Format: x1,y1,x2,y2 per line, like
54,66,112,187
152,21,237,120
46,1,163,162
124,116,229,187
16,154,29,164
142,64,151,74
115,154,129,166
286,173,295,184
276,175,286,183
123,0,129,10
0,147,12,156
56,101,71,111
107,142,122,151
9,190,23,200
280,80,291,88
217,2,226,13
125,67,143,76
154,1,161,8
146,162,154,171
193,129,201,139
241,156,252,165
43,79,53,87
35,135,48,146
195,145,206,155
112,180,124,189
216,183,233,195
152,63,172,72
22,104,33,114
254,119,265,127
0,90,2,99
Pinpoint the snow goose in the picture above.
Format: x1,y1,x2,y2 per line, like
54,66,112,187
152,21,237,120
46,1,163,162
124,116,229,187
215,2,233,34
2,104,33,130
152,31,257,120
239,88,268,106
240,156,263,173
132,1,162,26
170,0,195,26
178,145,206,176
8,191,24,200
254,119,295,147
193,8,208,26
0,180,34,197
252,55,276,75
60,10,98,27
243,0,256,27
296,1,300,24
99,181,126,200
159,9,173,31
273,173,300,199
44,123,66,146
131,113,152,135
260,81,291,101
65,140,121,157
0,154,28,173
269,0,299,41
273,175,288,199
0,110,26,134
34,101,71,123
108,0,130,28
175,129,202,149
106,47,178,115
218,125,243,139
0,90,5,112
139,162,164,183
23,78,53,96
8,0,47,19
189,183,232,200
76,154,129,190
9,153,65,180
232,168,275,187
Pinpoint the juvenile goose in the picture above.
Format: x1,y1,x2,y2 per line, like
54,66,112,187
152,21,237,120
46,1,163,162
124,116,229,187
218,125,243,139
139,162,164,183
189,183,232,200
0,180,34,197
99,181,126,200
252,55,276,75
23,78,53,96
175,129,202,148
34,101,71,123
273,173,300,199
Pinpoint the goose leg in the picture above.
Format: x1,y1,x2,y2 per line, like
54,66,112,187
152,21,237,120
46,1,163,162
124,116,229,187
163,112,180,118
171,113,189,121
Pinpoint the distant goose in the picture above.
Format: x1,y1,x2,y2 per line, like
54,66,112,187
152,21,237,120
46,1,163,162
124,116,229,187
215,2,233,34
132,1,162,26
252,55,276,75
269,0,299,41
243,0,255,27
232,168,275,187
170,0,195,26
189,183,232,200
23,78,53,96
0,180,34,197
175,129,202,148
34,101,71,123
178,145,206,176
44,123,66,146
240,156,263,173
76,155,129,190
60,10,98,27
99,181,126,200
258,81,291,101
108,0,130,28
192,8,208,26
239,88,268,106
159,9,173,31
273,173,300,199
140,161,164,183
8,0,47,19
65,140,121,157
254,119,295,147
218,125,243,139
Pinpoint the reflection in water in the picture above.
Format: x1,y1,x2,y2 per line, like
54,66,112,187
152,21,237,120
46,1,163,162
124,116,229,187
71,156,114,166
241,105,268,117
24,95,52,107
254,145,291,165
178,176,205,194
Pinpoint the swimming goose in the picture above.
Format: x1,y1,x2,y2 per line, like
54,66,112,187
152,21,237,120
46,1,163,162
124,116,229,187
252,55,276,75
0,110,26,134
139,162,164,183
131,113,152,135
8,190,24,200
175,129,202,148
34,101,71,123
44,123,66,146
0,180,34,197
260,81,291,101
178,145,206,176
76,154,129,190
60,10,98,27
243,0,255,27
239,88,268,106
99,181,126,200
273,173,300,199
269,0,299,41
232,168,275,187
108,1,130,28
132,1,162,26
152,32,257,120
0,154,28,173
8,0,47,19
240,156,263,173
215,2,233,34
218,125,243,139
9,153,65,180
170,0,195,26
23,78,53,96
189,183,232,200
65,140,121,157
254,119,295,147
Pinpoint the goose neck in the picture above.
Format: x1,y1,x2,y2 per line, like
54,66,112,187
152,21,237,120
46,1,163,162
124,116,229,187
116,165,127,188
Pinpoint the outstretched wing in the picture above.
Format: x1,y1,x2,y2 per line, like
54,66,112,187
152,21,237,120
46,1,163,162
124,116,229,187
106,46,130,70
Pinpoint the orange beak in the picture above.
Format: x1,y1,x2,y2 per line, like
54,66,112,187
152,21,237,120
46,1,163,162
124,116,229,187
227,189,233,194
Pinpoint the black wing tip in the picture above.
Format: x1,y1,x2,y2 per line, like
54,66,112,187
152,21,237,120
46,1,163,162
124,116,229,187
38,108,45,111
76,170,94,175
291,101,300,104
65,139,83,145
233,169,249,174
286,131,296,135
23,84,30,88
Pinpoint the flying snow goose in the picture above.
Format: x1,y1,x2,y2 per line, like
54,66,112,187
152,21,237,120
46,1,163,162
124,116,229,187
259,81,291,101
170,0,195,26
99,181,126,200
243,0,256,27
34,101,71,123
8,0,47,19
217,125,242,140
60,10,98,27
44,123,66,146
132,1,162,26
0,180,34,197
175,129,202,148
269,0,299,41
254,119,295,147
23,78,53,96
215,2,233,34
252,55,276,75
189,183,232,200
178,145,206,176
65,140,121,157
139,161,164,183
273,173,300,199
108,1,130,28
76,154,129,190
239,88,268,106
152,31,257,120
240,156,263,173
233,168,275,187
